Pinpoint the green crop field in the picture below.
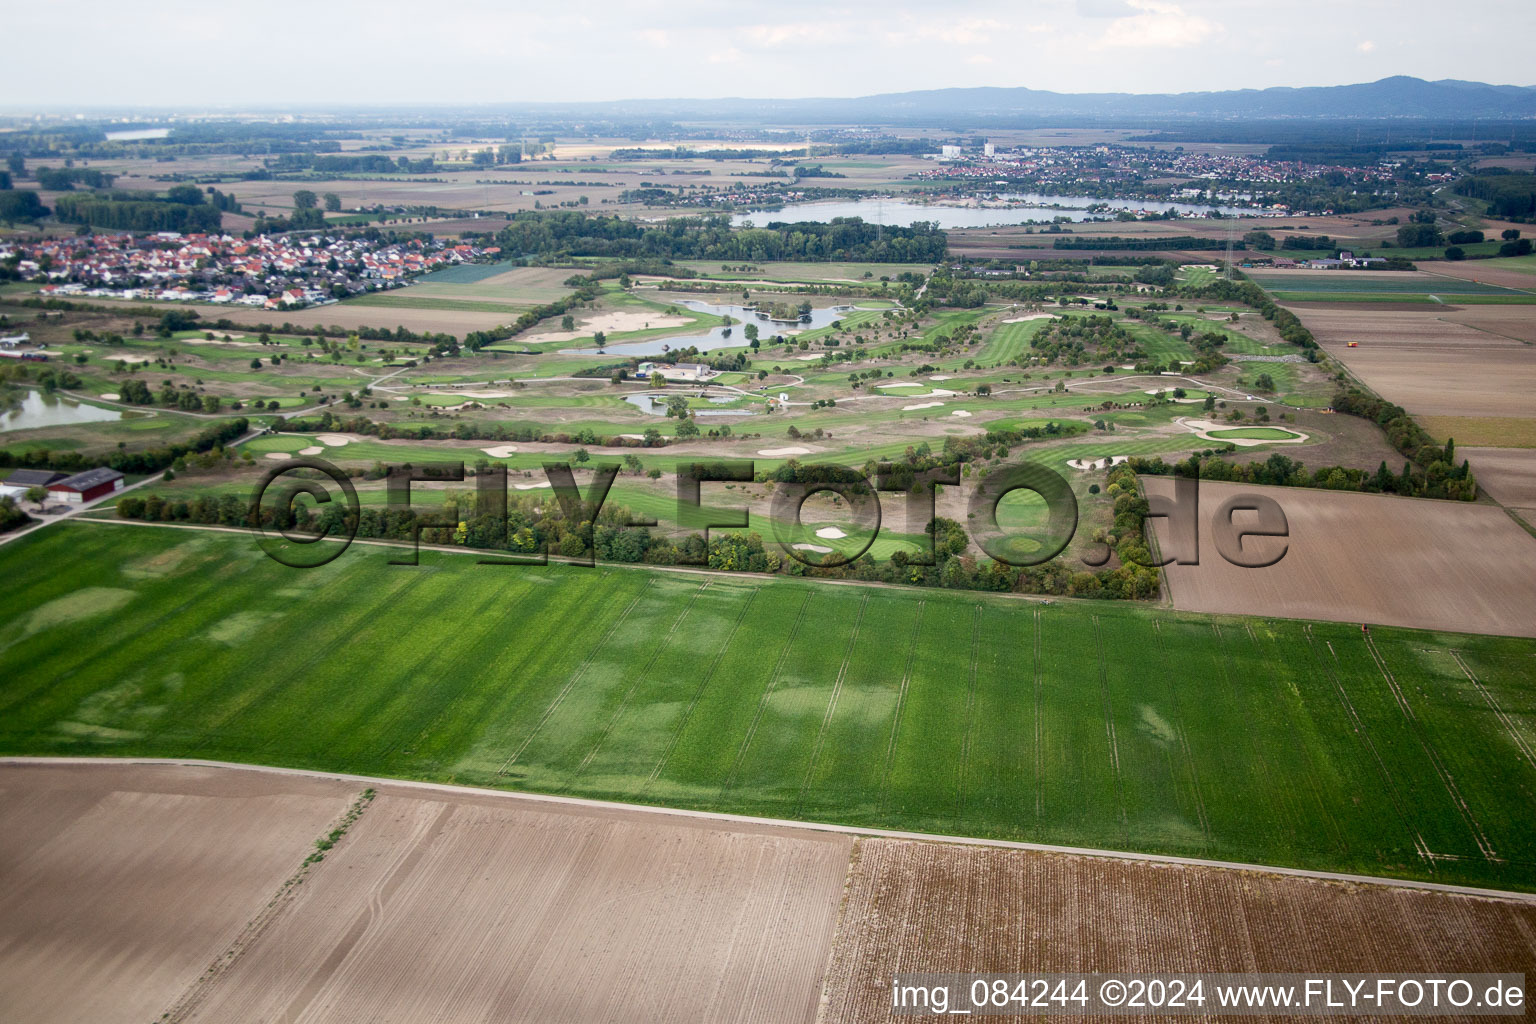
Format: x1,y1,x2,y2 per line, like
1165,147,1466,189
1248,273,1532,300
5,523,1536,891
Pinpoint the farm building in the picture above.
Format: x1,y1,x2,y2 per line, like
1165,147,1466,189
46,467,125,504
4,469,69,489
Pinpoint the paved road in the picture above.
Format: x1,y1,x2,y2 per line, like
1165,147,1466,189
4,756,1531,904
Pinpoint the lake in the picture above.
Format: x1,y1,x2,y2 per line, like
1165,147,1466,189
2,392,124,431
731,195,1253,229
563,299,879,358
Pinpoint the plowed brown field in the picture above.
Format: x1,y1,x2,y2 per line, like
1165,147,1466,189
5,762,1534,1024
820,838,1536,1024
1294,306,1536,419
0,763,354,1024
1144,478,1536,636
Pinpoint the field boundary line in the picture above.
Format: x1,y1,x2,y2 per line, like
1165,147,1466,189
495,584,654,777
795,592,869,816
15,757,1536,904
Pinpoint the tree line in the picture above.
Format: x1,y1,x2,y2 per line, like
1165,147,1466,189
492,212,947,263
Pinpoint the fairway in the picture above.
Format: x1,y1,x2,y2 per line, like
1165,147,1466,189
3,523,1536,892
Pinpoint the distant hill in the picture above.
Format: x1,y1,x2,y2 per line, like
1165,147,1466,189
520,77,1536,122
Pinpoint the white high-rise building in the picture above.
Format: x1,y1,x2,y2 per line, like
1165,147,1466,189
983,142,995,158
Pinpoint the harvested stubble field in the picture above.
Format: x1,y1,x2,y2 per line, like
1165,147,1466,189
1146,478,1536,637
820,838,1536,1024
4,523,1536,892
1291,306,1536,419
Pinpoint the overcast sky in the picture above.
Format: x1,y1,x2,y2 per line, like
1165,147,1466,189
7,0,1533,109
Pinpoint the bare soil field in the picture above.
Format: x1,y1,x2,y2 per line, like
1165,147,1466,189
7,762,1536,1024
1293,306,1536,418
409,265,575,304
0,763,849,1024
1462,447,1536,518
0,762,354,1024
820,838,1536,1024
105,298,516,335
1144,478,1536,637
179,787,850,1024
1451,304,1536,344
1416,261,1536,292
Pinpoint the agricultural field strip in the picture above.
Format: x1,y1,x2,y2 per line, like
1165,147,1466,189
7,756,1534,905
8,523,1536,891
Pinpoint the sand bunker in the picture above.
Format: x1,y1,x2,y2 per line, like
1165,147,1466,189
532,310,693,344
929,375,952,381
299,446,324,456
514,481,552,490
758,446,812,456
113,354,155,364
618,434,646,441
98,393,120,400
814,526,847,540
792,543,834,553
263,452,291,461
316,434,350,447
1179,417,1309,447
904,402,944,411
1001,313,1056,323
481,445,518,458
1067,456,1131,470
876,382,924,389
951,410,972,418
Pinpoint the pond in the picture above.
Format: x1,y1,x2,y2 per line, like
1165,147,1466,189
731,195,1253,229
623,394,757,417
2,391,124,431
562,299,881,358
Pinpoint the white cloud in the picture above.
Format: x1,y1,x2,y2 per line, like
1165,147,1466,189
639,29,670,48
1357,39,1376,53
1097,0,1218,49
707,46,745,65
966,54,996,65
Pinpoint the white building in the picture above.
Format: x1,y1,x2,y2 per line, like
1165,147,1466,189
940,145,962,161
